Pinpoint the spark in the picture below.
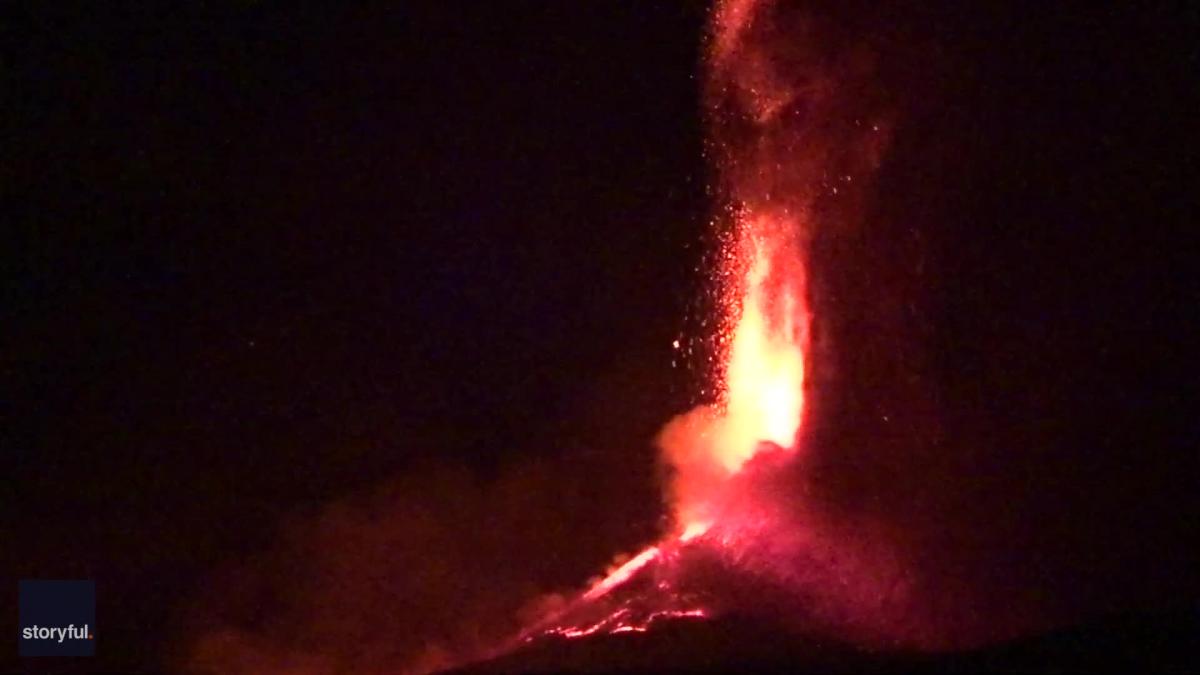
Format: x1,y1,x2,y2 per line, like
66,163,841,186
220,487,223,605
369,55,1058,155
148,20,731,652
515,0,815,647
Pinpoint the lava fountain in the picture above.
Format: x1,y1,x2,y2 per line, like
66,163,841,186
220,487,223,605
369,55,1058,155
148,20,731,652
507,0,889,646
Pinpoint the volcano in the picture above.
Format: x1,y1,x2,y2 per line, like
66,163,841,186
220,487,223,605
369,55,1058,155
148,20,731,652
172,0,1197,671
425,0,1200,671
7,0,1195,671
474,521,885,674
439,0,903,667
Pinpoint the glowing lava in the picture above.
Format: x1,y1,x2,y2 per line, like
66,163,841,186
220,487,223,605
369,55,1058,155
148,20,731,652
541,204,808,634
541,608,709,640
705,213,808,476
583,546,662,601
524,0,812,643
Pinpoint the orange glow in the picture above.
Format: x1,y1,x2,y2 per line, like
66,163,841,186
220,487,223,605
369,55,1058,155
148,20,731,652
658,209,809,532
524,0,814,644
712,216,807,474
583,546,662,601
706,0,810,477
656,0,812,533
545,182,810,645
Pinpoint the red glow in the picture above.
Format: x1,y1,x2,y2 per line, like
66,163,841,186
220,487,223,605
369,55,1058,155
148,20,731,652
522,0,816,643
539,608,709,640
583,546,662,601
659,209,809,531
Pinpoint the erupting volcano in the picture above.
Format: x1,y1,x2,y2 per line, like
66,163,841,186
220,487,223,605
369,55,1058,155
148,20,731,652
514,211,811,643
491,0,894,659
11,0,1192,671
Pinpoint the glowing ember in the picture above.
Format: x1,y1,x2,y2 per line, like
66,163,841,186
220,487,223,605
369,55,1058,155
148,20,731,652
520,0,814,645
657,0,811,535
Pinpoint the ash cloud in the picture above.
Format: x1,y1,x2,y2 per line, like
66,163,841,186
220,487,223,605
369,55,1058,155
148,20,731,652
175,457,652,674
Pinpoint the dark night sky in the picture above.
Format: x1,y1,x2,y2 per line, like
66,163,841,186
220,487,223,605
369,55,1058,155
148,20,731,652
5,3,711,669
3,1,1198,672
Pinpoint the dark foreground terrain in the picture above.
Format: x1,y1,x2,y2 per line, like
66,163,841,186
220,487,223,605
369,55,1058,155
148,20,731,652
456,603,1199,674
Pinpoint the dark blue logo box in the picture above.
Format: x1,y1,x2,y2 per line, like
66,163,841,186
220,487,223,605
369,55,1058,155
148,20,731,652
18,580,96,657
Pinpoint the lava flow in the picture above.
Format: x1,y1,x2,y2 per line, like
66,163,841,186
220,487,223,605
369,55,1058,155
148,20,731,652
517,207,808,643
515,0,819,644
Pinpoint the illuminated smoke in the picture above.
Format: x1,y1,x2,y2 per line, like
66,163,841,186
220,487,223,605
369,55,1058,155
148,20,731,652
658,209,808,531
523,0,899,646
182,1,917,672
659,0,891,533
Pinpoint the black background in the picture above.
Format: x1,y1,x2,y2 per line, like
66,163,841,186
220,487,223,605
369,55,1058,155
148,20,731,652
4,1,1197,672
